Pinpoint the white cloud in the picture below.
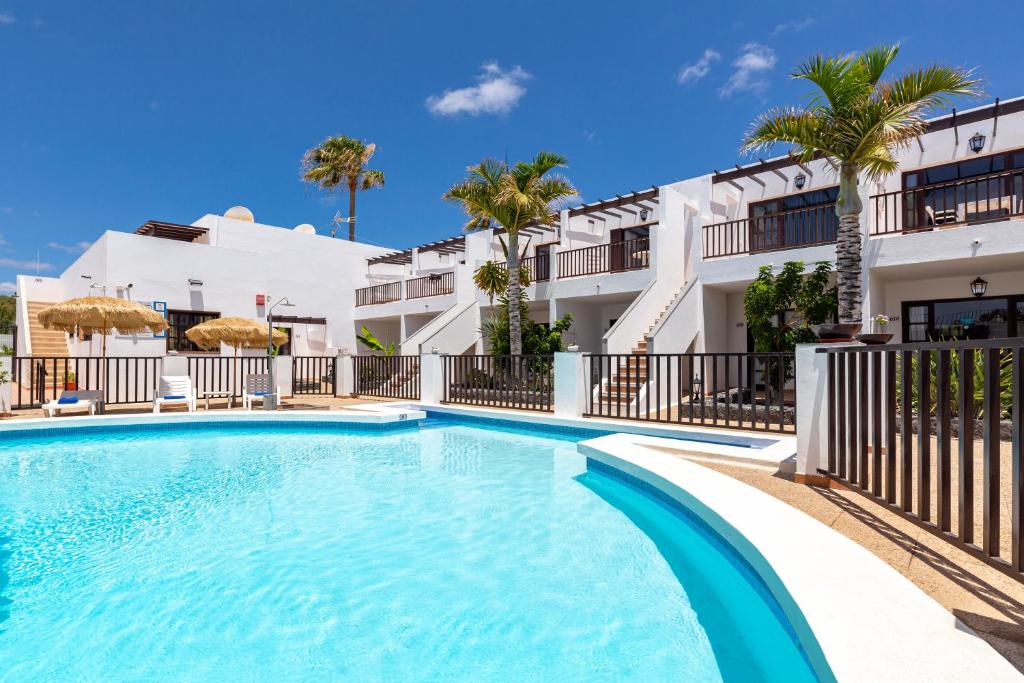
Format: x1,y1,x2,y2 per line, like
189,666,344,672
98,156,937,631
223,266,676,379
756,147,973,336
0,257,54,271
0,13,14,24
48,241,91,254
719,43,777,99
0,282,15,294
677,48,721,85
426,62,531,117
771,18,815,36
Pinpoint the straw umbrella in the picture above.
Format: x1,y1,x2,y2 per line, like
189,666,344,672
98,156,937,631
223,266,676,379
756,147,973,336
185,317,287,394
37,296,170,395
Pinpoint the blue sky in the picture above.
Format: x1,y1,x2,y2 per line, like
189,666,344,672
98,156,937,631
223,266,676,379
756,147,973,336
2,1,1022,290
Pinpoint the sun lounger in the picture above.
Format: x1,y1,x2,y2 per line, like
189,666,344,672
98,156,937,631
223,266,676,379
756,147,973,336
153,376,197,413
242,374,280,410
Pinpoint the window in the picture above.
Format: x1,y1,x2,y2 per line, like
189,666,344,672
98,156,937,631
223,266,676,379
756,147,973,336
748,187,840,251
167,310,219,353
901,295,1023,342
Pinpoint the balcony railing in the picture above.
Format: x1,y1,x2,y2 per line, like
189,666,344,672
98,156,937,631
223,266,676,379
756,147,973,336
871,169,1024,235
557,237,650,279
496,254,550,282
703,204,837,259
355,281,402,307
405,271,455,300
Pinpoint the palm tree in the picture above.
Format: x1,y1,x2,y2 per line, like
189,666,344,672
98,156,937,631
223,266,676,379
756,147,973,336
742,45,980,326
445,152,576,355
302,135,385,241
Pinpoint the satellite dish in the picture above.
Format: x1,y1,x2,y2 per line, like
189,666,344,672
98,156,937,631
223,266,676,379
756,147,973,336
224,205,255,222
294,223,316,235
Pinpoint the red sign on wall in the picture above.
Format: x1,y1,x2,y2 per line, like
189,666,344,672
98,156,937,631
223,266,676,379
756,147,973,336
256,294,266,306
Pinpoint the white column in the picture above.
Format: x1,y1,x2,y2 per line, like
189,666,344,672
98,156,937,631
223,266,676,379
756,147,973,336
336,352,354,396
795,343,860,477
0,355,11,413
273,355,293,397
554,351,588,418
419,352,444,405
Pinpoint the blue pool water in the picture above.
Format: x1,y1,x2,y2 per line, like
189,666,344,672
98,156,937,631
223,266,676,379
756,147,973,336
0,418,820,681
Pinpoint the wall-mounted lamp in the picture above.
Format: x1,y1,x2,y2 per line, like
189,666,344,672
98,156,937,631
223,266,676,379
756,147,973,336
969,132,986,154
793,173,807,189
970,276,988,297
188,278,204,287
639,208,649,221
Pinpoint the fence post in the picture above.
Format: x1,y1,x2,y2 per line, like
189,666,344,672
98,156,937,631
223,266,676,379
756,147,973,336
0,355,10,413
273,356,293,397
419,352,444,405
337,352,354,397
554,351,587,418
795,343,833,482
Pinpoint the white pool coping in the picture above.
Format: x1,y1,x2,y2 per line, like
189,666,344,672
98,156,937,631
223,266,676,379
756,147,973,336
579,434,1021,682
394,402,797,465
0,404,426,433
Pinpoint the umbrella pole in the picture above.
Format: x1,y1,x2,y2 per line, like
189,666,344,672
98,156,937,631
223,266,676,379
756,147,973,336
234,346,239,407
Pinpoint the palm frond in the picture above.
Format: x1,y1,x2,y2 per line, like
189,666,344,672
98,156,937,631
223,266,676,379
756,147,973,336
361,169,385,191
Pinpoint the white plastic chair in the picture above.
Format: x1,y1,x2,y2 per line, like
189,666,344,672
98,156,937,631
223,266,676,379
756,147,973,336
153,375,197,413
242,373,280,410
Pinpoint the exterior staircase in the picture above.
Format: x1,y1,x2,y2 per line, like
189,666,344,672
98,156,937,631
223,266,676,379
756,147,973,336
26,301,70,357
594,284,686,407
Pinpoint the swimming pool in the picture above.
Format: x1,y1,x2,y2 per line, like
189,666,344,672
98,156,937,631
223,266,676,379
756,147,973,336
0,417,821,681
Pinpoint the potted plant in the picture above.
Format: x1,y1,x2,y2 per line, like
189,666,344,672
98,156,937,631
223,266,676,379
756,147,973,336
857,314,894,345
64,370,77,390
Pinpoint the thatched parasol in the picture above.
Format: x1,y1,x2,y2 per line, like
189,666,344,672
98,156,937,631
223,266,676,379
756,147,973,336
37,296,170,393
186,317,287,395
185,317,286,352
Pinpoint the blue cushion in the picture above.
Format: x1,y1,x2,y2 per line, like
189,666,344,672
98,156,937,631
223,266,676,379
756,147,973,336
57,396,79,405
162,394,186,400
254,391,270,397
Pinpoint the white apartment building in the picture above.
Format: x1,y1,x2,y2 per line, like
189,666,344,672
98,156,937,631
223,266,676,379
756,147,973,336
16,97,1024,363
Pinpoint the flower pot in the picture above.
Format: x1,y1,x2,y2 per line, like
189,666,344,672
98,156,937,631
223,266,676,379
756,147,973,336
64,381,77,390
811,323,862,342
855,333,893,345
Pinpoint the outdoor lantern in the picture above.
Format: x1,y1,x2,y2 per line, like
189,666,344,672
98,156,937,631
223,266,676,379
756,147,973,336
970,276,988,297
969,132,986,154
794,173,806,189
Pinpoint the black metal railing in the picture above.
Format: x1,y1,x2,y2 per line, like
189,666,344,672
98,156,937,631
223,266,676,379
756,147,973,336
406,272,455,300
703,205,838,258
187,356,270,398
10,356,161,409
353,355,420,399
584,352,796,433
291,356,336,395
820,339,1023,581
557,237,650,279
496,254,550,283
871,169,1024,235
355,281,402,307
442,354,554,411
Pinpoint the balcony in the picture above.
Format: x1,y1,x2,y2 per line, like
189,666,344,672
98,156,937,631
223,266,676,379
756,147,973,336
557,237,650,279
355,271,455,307
871,169,1024,235
703,204,837,259
495,253,550,282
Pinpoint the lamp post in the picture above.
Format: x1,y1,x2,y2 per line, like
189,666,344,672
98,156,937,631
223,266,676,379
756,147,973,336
266,296,295,410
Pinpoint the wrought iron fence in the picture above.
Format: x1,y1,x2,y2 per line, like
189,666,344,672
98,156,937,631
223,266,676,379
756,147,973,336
353,355,420,399
583,352,796,433
820,339,1023,581
442,354,554,411
10,356,161,409
187,356,270,398
291,356,336,395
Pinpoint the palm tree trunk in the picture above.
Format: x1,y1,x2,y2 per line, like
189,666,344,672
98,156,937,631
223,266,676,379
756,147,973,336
835,163,864,326
348,181,357,242
506,231,523,356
